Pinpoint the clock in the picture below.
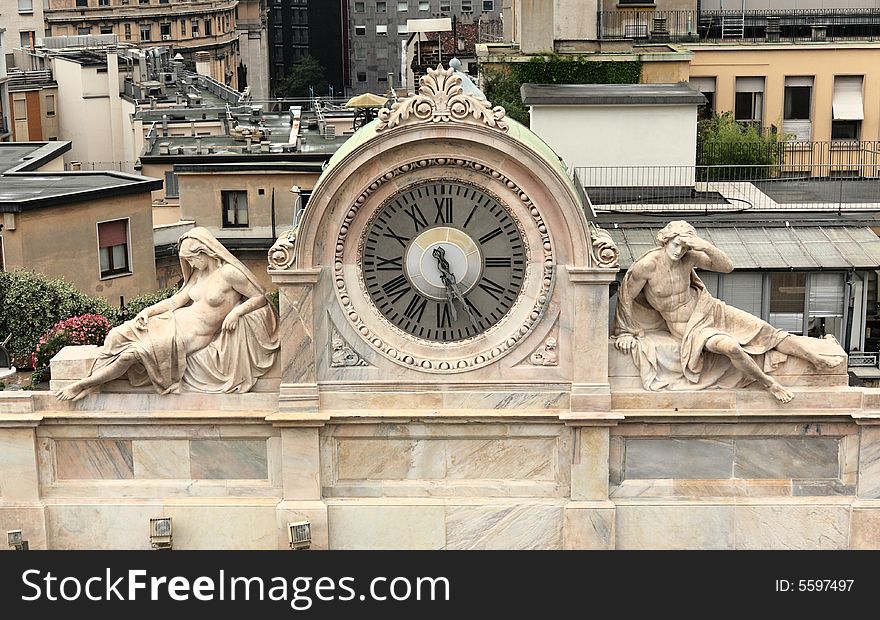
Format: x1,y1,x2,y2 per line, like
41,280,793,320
361,180,526,342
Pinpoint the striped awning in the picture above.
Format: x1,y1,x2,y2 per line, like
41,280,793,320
607,226,880,270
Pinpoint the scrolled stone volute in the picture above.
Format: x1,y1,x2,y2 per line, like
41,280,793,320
268,228,298,271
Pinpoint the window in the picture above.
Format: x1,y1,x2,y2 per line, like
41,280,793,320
376,24,387,35
440,1,451,11
719,272,763,318
483,0,494,10
378,73,388,82
355,25,366,35
159,0,169,3
690,76,715,121
98,0,109,5
354,1,365,10
204,19,213,36
221,191,248,227
164,172,179,198
808,273,844,339
124,23,132,40
357,71,367,82
17,0,34,13
398,24,408,35
419,1,429,10
45,94,55,117
376,1,387,12
78,27,92,36
783,76,813,141
355,47,366,60
76,0,88,6
140,24,152,41
376,46,388,59
98,220,131,278
734,76,764,126
161,23,171,37
140,0,150,4
181,20,186,36
13,98,27,122
462,0,473,11
100,26,113,34
769,272,806,335
398,1,408,11
832,75,863,141
192,20,200,37
20,31,35,49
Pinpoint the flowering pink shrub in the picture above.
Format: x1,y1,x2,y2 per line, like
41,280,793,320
30,314,111,381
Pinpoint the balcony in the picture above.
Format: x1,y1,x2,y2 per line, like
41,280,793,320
598,9,880,44
45,0,238,23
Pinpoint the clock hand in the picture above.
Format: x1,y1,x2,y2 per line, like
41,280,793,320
432,247,481,331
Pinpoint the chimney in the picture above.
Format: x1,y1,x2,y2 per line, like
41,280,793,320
69,161,82,171
149,96,157,109
190,121,196,137
162,114,168,136
159,142,170,155
245,136,252,150
260,140,270,153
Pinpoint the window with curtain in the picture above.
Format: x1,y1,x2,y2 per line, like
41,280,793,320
769,272,806,334
98,220,131,277
221,191,248,227
720,272,763,318
808,272,845,340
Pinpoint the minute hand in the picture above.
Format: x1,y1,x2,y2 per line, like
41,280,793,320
432,247,481,330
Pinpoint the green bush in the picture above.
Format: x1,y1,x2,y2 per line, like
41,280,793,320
30,314,112,384
115,287,179,324
697,112,786,179
482,56,642,128
0,270,113,368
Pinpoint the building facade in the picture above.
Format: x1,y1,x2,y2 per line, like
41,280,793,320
43,0,240,88
266,0,346,97
0,0,47,69
349,0,501,95
236,0,270,100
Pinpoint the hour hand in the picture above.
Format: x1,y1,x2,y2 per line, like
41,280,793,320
444,286,458,321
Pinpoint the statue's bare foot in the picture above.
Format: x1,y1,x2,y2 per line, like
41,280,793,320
56,383,96,402
767,382,794,404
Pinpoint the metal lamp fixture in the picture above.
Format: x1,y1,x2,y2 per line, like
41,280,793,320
7,530,28,551
287,520,311,550
149,517,173,550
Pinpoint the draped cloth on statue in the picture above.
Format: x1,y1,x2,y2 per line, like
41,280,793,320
90,228,279,394
614,247,789,391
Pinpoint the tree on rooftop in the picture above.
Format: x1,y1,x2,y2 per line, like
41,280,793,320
276,55,330,98
697,112,786,179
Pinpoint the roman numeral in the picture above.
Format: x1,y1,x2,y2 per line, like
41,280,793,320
485,257,512,268
478,277,507,301
376,256,403,271
382,227,410,248
436,303,453,328
478,227,504,245
403,294,428,322
382,274,411,303
463,205,478,228
464,298,482,318
433,197,453,224
404,204,428,231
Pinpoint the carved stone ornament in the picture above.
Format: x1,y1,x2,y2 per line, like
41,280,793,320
591,223,619,268
330,325,368,368
268,228,298,270
334,157,555,373
529,337,559,367
377,65,508,133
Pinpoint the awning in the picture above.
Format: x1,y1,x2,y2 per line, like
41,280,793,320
832,76,864,120
689,77,715,93
607,226,880,270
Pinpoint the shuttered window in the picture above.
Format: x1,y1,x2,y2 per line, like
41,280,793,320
97,219,130,277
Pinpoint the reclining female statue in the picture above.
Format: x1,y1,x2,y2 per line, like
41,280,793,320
57,227,279,401
613,221,845,403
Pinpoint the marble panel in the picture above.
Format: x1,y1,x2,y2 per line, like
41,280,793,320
166,504,278,549
858,428,880,499
615,505,736,549
336,439,446,480
327,504,446,549
850,507,880,550
624,439,734,480
55,440,134,480
0,429,40,500
46,504,161,549
446,438,556,480
190,440,268,480
0,506,47,550
282,428,321,500
734,504,850,550
563,506,614,550
445,504,563,550
791,481,856,496
571,427,609,501
132,440,190,479
734,438,839,480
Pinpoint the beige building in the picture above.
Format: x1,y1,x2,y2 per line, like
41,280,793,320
235,0,269,100
44,0,240,88
0,141,161,301
0,0,46,69
6,69,60,141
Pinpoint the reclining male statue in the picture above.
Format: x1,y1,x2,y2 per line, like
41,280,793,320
613,221,845,403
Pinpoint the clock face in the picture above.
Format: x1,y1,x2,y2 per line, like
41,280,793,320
361,180,526,342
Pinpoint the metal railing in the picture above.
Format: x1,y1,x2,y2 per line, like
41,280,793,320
574,163,880,213
598,9,880,43
64,161,139,173
698,140,880,173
